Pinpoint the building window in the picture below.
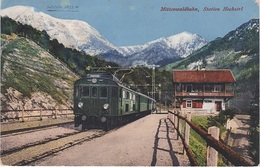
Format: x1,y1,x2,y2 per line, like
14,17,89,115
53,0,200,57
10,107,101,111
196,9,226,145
192,100,203,108
205,84,213,92
186,85,192,92
193,84,203,92
214,85,222,92
186,100,192,108
176,84,182,92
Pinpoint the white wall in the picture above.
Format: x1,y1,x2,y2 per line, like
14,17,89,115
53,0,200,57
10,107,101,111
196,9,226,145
181,98,225,113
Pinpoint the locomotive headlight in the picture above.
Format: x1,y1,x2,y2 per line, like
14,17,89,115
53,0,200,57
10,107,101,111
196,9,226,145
101,117,107,123
103,103,109,110
81,115,87,121
78,101,83,108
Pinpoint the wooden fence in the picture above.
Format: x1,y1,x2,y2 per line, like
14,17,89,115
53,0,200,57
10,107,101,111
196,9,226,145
168,110,253,166
1,108,74,122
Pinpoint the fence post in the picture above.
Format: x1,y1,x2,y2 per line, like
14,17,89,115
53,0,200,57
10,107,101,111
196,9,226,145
176,112,180,140
55,109,57,119
184,112,191,155
40,109,42,121
22,108,25,122
207,126,220,166
172,112,175,126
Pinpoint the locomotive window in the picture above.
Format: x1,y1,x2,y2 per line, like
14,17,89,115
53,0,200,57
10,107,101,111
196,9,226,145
112,87,118,98
100,87,108,98
75,87,79,97
82,86,90,97
92,87,98,98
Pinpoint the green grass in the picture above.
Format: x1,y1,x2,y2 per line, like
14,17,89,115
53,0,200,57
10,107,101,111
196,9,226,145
190,116,208,166
190,115,227,166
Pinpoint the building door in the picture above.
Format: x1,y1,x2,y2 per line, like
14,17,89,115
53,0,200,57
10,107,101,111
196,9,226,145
215,101,222,111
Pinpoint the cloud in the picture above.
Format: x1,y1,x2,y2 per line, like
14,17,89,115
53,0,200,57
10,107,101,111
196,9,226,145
61,0,71,6
129,5,136,11
255,0,260,5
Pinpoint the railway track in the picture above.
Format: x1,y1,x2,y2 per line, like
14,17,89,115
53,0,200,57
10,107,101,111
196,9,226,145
1,123,108,166
1,120,74,136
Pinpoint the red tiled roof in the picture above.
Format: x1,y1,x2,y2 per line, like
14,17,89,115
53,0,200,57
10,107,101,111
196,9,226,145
173,70,236,83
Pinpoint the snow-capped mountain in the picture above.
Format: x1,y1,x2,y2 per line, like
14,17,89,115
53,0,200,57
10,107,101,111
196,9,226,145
100,32,208,66
1,5,208,66
119,32,208,57
1,6,117,55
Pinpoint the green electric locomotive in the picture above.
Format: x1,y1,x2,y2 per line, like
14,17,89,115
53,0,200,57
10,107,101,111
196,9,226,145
73,72,156,129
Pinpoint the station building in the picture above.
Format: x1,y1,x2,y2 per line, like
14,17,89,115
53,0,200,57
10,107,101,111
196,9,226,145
173,69,236,113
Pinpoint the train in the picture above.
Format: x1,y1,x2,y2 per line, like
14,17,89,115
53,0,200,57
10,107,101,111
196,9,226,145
73,72,156,130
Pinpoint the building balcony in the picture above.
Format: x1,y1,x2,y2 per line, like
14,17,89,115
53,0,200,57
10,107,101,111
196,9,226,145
175,91,234,97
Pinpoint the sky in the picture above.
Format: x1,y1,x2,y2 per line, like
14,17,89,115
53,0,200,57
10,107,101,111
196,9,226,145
1,0,259,46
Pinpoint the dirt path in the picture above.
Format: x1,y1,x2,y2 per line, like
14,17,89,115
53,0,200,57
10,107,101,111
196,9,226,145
228,115,254,164
31,114,190,166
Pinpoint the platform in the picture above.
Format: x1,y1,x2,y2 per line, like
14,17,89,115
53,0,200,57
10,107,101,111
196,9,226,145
32,114,190,166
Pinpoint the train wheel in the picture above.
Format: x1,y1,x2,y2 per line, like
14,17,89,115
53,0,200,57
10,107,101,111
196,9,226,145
104,119,110,131
82,122,87,131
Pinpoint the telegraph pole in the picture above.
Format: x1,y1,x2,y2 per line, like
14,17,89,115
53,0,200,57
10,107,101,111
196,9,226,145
152,65,155,100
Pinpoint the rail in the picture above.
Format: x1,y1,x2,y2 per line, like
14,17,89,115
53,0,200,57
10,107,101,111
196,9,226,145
1,108,74,122
168,110,254,166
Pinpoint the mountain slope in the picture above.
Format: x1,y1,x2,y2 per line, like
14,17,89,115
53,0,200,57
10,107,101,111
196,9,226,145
166,19,259,112
1,6,117,56
1,33,79,110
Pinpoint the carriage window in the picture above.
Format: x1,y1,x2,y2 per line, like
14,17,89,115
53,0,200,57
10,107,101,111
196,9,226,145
92,87,98,98
82,86,90,97
100,87,108,98
122,90,126,99
125,104,129,112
